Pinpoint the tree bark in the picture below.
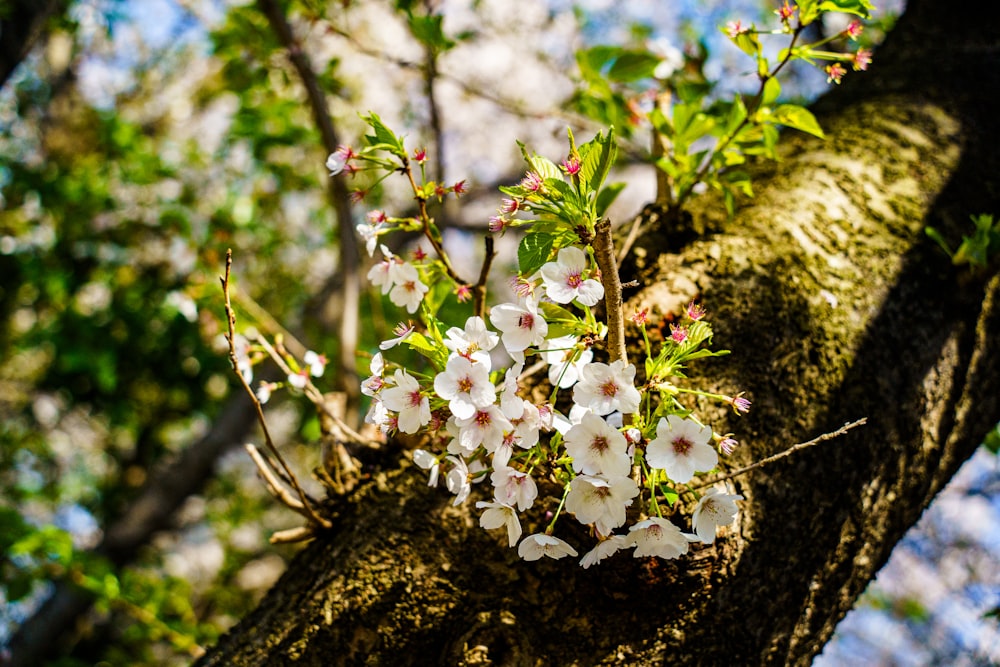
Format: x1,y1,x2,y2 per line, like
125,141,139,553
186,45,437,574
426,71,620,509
196,1,1000,664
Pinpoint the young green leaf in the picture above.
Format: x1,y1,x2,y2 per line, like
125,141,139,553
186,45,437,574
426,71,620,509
772,104,825,139
518,232,556,275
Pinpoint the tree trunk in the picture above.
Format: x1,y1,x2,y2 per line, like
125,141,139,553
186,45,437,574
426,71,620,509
196,1,1000,664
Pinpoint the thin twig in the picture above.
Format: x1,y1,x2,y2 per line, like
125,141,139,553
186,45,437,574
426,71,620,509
473,235,495,318
244,444,307,512
689,418,868,490
251,331,372,448
616,208,647,266
222,250,332,529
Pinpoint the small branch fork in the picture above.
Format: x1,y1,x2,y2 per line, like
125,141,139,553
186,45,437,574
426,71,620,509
689,418,868,491
222,250,332,535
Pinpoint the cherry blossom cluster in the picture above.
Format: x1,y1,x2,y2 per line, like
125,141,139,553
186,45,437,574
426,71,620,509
340,117,747,567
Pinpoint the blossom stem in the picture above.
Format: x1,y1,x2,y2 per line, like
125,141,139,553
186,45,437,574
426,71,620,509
546,483,573,534
675,387,730,402
402,158,470,291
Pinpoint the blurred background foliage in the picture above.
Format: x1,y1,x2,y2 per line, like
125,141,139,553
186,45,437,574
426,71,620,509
0,0,995,665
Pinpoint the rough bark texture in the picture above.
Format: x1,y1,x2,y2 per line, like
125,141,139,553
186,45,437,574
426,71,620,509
197,1,1000,665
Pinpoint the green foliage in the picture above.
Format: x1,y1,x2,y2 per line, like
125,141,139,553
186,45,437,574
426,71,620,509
570,2,873,216
925,214,1000,271
983,423,1000,456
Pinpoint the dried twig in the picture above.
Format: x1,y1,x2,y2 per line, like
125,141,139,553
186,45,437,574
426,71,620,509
222,250,332,529
689,418,868,491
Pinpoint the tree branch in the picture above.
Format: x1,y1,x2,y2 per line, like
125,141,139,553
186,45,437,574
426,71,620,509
256,0,361,419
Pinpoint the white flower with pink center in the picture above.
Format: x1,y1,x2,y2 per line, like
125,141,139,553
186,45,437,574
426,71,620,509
489,296,548,359
517,533,577,561
451,405,512,455
443,316,498,366
476,500,522,547
565,474,639,535
380,369,431,434
539,246,604,307
388,262,429,313
433,354,496,420
645,415,718,483
630,517,689,560
491,465,537,511
572,360,641,416
691,487,744,544
361,352,385,397
563,412,631,477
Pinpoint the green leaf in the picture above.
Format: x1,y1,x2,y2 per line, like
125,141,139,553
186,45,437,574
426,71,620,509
817,0,874,19
360,112,406,156
982,423,1000,455
762,77,781,106
406,13,455,52
402,332,443,363
595,182,626,217
579,128,617,194
518,232,556,275
724,27,761,58
528,154,563,182
607,51,661,83
576,45,624,80
772,104,825,139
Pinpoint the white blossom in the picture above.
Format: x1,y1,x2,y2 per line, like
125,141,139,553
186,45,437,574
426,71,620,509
287,369,309,390
361,352,385,396
517,533,577,561
412,448,440,487
255,381,275,404
388,262,429,313
451,406,512,455
476,500,522,547
445,455,472,505
489,296,548,359
630,517,689,560
380,369,431,434
499,363,525,419
508,400,540,449
572,360,641,415
563,412,631,477
326,152,346,176
539,246,604,306
303,350,327,377
364,398,392,434
565,474,639,535
691,487,744,544
491,465,537,511
645,415,718,483
580,534,633,568
433,355,496,420
379,322,414,350
443,316,499,367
